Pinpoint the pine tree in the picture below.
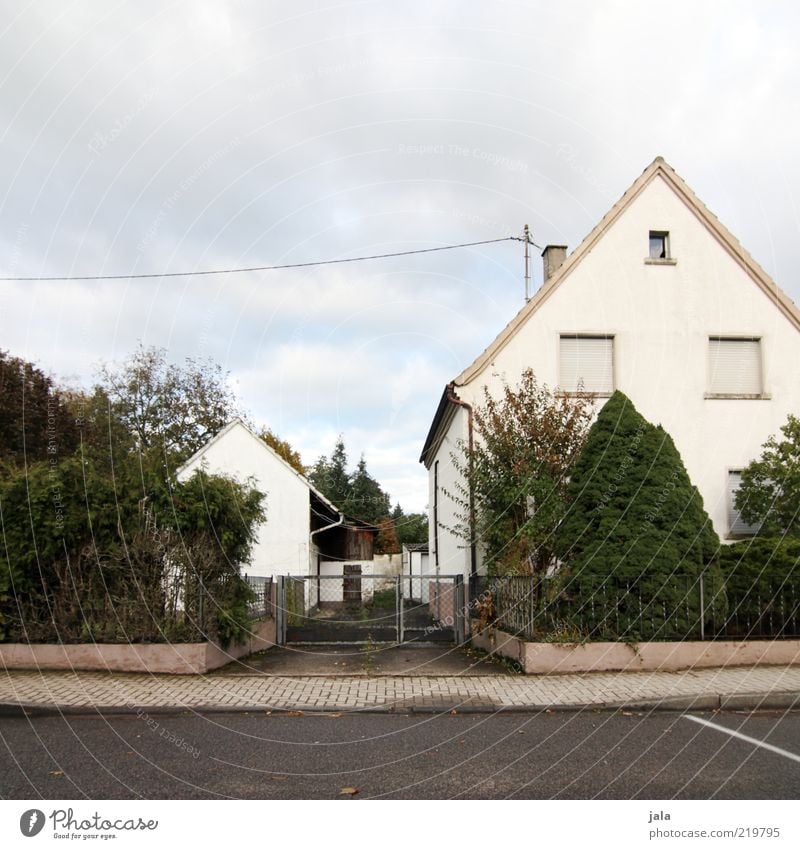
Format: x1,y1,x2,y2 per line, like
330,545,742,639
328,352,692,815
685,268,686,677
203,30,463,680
348,456,391,523
309,438,351,508
556,391,723,639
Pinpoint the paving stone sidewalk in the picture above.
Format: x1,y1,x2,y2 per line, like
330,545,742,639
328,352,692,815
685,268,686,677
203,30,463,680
2,665,800,714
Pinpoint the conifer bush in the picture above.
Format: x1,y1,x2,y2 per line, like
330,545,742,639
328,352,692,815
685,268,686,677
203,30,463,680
556,391,724,640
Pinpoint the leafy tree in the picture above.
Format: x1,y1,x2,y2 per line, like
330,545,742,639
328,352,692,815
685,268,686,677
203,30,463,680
392,504,429,547
98,343,239,462
449,369,594,575
556,391,723,640
0,345,264,646
735,414,800,537
0,350,80,468
375,516,400,554
259,427,305,475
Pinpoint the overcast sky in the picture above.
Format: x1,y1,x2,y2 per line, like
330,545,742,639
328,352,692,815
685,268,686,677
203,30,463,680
1,1,799,512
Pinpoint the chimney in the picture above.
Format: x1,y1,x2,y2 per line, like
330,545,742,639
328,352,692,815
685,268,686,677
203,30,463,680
542,245,567,282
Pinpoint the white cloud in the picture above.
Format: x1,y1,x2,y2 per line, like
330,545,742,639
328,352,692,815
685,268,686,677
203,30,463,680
2,0,799,510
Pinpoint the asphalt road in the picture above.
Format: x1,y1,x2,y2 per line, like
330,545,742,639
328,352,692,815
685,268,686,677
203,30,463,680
1,710,799,800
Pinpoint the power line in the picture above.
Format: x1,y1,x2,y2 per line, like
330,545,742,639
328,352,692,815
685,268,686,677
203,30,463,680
0,236,525,282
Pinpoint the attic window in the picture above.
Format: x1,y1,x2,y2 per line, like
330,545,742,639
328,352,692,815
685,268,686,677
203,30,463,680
648,231,669,260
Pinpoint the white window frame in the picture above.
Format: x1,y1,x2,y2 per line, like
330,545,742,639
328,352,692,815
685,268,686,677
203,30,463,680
705,336,767,399
645,230,676,265
559,334,614,396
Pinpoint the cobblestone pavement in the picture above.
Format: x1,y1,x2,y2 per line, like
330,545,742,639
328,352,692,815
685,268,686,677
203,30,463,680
2,665,799,713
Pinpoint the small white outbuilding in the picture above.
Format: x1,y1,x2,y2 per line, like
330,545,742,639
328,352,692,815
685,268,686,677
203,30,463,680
176,419,375,579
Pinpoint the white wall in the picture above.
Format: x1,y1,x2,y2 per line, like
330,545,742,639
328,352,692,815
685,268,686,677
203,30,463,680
446,173,800,542
372,553,402,576
177,421,312,578
427,407,475,578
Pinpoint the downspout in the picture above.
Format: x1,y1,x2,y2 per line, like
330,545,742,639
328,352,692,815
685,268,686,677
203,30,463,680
309,509,345,605
446,383,477,580
310,512,345,541
310,510,345,561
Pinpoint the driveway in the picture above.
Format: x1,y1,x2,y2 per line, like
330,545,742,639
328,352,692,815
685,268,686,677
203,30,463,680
213,643,516,676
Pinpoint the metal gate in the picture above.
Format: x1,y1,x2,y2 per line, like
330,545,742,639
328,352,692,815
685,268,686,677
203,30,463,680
276,571,465,645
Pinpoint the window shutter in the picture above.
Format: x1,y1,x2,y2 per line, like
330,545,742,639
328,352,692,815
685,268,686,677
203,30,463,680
709,338,761,395
559,336,613,393
728,471,760,536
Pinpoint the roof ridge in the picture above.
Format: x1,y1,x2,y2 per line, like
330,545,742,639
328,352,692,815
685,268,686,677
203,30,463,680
176,418,343,515
453,156,800,387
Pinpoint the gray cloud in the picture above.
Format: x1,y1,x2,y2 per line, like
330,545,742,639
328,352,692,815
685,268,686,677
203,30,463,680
2,0,799,510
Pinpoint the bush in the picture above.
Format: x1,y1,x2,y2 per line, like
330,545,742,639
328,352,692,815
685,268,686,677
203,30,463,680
716,537,800,637
556,391,723,640
0,460,264,644
448,369,594,576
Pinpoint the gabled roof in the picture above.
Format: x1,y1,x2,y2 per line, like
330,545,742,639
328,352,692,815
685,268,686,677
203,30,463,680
455,156,800,386
420,156,800,467
419,383,457,465
176,417,341,516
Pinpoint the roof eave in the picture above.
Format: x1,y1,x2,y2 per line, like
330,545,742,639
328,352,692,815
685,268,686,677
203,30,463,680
452,156,800,388
419,384,456,466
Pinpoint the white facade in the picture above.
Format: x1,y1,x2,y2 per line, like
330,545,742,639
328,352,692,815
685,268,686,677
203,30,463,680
177,419,317,578
422,158,800,577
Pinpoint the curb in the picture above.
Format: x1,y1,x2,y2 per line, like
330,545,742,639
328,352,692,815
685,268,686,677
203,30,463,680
2,691,798,718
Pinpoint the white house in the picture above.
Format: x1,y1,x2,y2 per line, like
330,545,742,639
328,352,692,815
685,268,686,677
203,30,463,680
176,419,375,581
420,156,800,579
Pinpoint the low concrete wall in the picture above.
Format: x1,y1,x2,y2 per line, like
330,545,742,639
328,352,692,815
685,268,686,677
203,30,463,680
471,627,800,674
372,553,402,576
0,618,276,675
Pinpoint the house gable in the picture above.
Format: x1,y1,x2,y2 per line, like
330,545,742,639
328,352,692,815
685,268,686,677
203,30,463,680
178,418,338,513
421,156,800,558
454,157,800,388
177,419,329,578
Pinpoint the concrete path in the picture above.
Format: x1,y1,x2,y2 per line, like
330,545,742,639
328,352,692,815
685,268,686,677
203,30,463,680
214,644,512,676
2,664,799,715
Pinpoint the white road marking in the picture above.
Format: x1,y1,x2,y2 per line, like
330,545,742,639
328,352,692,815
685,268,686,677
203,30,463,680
684,715,800,764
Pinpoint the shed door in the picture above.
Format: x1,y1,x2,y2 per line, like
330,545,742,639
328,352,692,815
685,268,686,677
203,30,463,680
343,563,362,604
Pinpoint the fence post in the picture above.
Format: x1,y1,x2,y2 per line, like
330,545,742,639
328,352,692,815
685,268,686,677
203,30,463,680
699,569,705,641
454,575,465,645
394,575,405,644
276,575,286,645
198,574,205,635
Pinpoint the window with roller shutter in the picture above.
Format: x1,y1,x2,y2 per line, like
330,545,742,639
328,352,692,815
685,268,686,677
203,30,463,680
559,334,614,395
707,337,764,398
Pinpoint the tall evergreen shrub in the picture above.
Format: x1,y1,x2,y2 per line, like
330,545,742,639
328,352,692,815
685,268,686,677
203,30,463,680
556,391,723,639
